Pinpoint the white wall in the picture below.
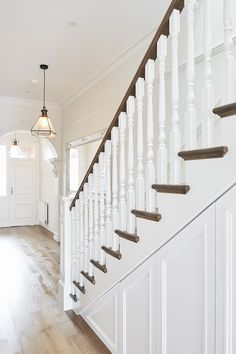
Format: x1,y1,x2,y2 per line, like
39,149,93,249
0,96,62,156
61,43,152,194
39,139,59,239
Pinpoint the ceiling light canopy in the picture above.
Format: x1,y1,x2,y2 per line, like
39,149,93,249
30,64,56,138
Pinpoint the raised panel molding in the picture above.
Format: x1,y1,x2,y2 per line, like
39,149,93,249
121,258,156,354
82,287,119,353
156,205,215,354
216,185,236,354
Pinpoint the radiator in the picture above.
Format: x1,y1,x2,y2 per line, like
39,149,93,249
38,201,49,225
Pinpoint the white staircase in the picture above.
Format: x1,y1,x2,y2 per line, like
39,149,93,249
59,0,236,352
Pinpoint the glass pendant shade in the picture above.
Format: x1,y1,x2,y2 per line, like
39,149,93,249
9,136,21,158
30,64,56,138
31,106,56,138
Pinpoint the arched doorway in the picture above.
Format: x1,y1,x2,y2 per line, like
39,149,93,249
0,130,59,239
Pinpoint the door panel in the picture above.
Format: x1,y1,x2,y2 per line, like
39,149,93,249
120,258,156,354
216,185,236,354
156,205,216,354
10,160,36,226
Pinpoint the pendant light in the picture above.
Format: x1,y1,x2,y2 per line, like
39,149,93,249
9,134,21,158
30,64,56,138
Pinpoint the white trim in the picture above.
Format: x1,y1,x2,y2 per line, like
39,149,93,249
67,129,105,149
62,23,157,107
0,95,60,108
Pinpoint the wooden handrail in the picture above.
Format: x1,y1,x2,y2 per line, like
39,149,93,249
70,0,184,210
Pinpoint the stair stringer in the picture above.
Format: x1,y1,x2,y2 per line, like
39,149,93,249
75,116,236,312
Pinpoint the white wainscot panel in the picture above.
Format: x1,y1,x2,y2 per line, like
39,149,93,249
121,257,156,354
156,205,216,354
216,184,236,354
82,286,119,353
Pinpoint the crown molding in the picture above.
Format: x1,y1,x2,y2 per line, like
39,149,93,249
61,23,157,108
0,95,60,109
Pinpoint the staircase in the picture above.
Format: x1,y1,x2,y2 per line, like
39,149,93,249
62,0,236,327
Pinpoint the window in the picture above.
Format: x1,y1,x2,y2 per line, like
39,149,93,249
69,147,80,193
0,145,6,196
67,136,102,195
9,145,36,159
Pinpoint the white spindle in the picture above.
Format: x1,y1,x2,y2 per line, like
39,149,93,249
223,0,234,103
79,192,84,287
88,174,94,276
99,153,106,265
75,199,80,283
71,207,77,294
127,96,136,234
145,60,156,211
185,0,197,149
202,0,214,147
111,127,119,250
105,140,112,247
136,78,145,209
83,183,89,274
93,164,100,260
170,10,181,183
157,35,168,183
119,112,127,231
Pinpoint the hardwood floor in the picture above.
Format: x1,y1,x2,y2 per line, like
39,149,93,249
0,226,110,354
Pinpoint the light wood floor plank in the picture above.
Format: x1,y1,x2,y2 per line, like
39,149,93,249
0,226,110,354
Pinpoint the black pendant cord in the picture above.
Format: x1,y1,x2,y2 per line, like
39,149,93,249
43,69,46,107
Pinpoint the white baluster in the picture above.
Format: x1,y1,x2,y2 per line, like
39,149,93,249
157,35,168,183
88,174,94,276
93,163,100,260
71,207,77,294
202,0,214,147
105,140,112,247
145,60,156,211
79,192,84,287
99,153,106,265
223,0,234,103
119,112,127,231
83,183,89,274
136,78,145,209
111,127,119,249
185,0,197,149
75,199,80,283
170,10,182,183
127,96,136,234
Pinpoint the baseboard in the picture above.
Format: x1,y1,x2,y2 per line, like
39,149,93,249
65,311,111,354
38,223,60,242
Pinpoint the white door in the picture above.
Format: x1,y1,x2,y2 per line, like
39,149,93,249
216,184,236,354
9,159,36,226
155,205,216,354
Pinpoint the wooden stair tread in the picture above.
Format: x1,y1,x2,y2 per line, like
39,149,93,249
81,271,95,285
152,184,190,194
73,280,86,294
101,246,122,260
131,209,161,222
213,102,236,118
90,260,107,273
115,230,139,243
178,146,228,160
69,293,78,302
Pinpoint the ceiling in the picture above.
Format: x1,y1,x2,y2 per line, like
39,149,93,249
0,0,168,104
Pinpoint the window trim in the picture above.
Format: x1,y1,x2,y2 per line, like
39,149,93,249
66,130,105,196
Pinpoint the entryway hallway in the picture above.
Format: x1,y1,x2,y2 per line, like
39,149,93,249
0,226,110,354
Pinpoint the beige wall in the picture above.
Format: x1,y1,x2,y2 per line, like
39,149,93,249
62,44,151,146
